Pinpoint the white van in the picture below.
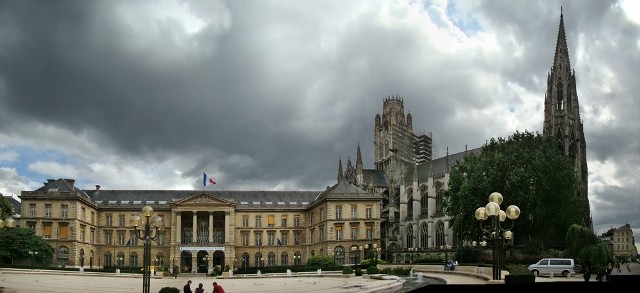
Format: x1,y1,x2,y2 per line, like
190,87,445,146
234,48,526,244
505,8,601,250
527,258,575,277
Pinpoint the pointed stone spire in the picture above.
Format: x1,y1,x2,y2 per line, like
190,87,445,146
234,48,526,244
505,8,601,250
337,157,344,181
553,7,572,73
356,143,363,167
445,147,450,173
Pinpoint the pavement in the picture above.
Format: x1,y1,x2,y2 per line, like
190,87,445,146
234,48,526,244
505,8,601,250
1,262,638,293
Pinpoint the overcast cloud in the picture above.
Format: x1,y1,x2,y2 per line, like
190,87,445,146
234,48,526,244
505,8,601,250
0,0,638,247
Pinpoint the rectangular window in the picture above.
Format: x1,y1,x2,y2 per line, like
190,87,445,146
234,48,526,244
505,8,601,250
43,223,52,238
119,215,125,227
28,222,35,230
29,204,36,217
366,225,372,239
294,232,301,245
310,230,315,243
366,205,372,219
267,215,275,227
351,205,358,218
130,232,138,246
119,232,125,245
319,226,324,242
242,216,249,227
106,232,113,245
294,215,300,227
335,226,343,240
268,232,275,246
106,215,112,227
281,232,288,245
320,208,324,221
255,232,263,246
242,233,249,246
61,204,68,218
335,206,342,219
281,216,287,227
81,208,85,221
80,226,85,241
59,225,68,239
255,216,262,228
91,212,95,225
351,227,358,240
45,204,52,218
310,213,315,225
90,229,95,243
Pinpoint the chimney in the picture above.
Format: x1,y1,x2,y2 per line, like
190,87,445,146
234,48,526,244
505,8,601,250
96,185,101,191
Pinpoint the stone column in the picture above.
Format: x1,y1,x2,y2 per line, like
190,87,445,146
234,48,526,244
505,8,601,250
209,212,214,244
192,212,197,243
175,211,181,245
224,211,230,244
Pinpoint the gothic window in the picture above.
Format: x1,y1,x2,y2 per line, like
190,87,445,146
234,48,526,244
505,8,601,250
407,188,413,219
435,221,445,248
420,185,428,214
567,87,572,111
569,131,577,164
435,181,444,214
420,223,428,249
556,81,564,111
406,224,414,248
556,130,564,154
57,246,69,267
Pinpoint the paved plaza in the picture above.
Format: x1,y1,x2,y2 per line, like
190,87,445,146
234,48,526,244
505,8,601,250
1,263,639,293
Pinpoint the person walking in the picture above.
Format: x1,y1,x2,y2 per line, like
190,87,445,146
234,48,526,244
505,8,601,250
582,264,591,282
212,281,226,293
183,280,193,293
195,283,205,293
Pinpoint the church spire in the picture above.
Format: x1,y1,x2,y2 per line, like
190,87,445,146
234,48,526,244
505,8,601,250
337,157,344,181
553,7,571,74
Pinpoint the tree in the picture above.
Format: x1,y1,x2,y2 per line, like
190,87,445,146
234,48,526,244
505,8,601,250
443,130,589,250
0,195,13,219
565,224,611,271
0,226,55,265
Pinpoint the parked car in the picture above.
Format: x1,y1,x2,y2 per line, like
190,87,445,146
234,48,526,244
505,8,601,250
527,258,575,277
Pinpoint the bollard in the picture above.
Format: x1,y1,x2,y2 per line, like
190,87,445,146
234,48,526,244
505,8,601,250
549,272,554,279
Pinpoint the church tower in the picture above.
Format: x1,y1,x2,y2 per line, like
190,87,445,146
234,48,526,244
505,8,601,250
374,95,416,183
543,9,592,228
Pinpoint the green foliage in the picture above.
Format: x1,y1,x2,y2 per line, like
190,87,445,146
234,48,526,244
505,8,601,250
158,287,180,293
342,266,354,274
0,227,55,264
360,258,387,266
354,266,362,276
0,196,13,220
305,255,335,269
444,131,588,249
564,224,612,272
366,265,380,274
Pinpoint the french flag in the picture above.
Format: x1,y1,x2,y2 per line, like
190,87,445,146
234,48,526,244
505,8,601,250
203,172,216,187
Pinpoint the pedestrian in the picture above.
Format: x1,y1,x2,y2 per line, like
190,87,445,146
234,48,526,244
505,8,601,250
583,265,591,282
212,281,226,293
183,280,193,293
605,262,613,282
195,283,205,293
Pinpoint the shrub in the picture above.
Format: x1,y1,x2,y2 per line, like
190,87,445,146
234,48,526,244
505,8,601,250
366,266,380,274
158,287,180,293
354,267,362,276
342,266,354,274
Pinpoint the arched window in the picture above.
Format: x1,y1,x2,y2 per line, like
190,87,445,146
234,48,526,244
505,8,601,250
280,252,288,266
254,252,263,268
130,252,138,268
420,223,428,249
556,81,564,111
57,246,69,267
435,221,446,248
241,252,249,269
333,246,345,265
420,185,428,214
268,252,275,267
435,181,444,214
406,224,414,248
294,251,302,266
104,251,112,267
406,188,413,219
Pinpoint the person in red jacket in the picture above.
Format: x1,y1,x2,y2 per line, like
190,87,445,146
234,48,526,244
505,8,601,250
212,282,226,293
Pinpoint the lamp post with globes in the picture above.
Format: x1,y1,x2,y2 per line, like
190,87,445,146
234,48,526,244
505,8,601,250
202,255,208,276
28,251,38,269
471,239,487,266
131,206,163,293
408,247,418,263
474,192,520,280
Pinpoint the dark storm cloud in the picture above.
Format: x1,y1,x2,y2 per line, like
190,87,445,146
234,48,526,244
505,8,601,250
0,0,638,237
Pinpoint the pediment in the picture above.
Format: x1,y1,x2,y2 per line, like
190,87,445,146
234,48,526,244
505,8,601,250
175,193,233,206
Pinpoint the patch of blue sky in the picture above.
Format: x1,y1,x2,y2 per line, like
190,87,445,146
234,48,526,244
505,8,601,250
445,0,483,36
1,146,74,183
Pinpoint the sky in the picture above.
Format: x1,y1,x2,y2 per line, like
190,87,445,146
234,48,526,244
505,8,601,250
0,0,638,249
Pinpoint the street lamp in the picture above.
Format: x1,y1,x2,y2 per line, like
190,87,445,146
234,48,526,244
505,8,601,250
408,247,418,263
471,239,488,266
171,256,179,277
294,255,300,272
131,206,163,293
28,251,38,269
202,255,208,276
474,192,520,280
118,256,124,272
350,246,361,264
